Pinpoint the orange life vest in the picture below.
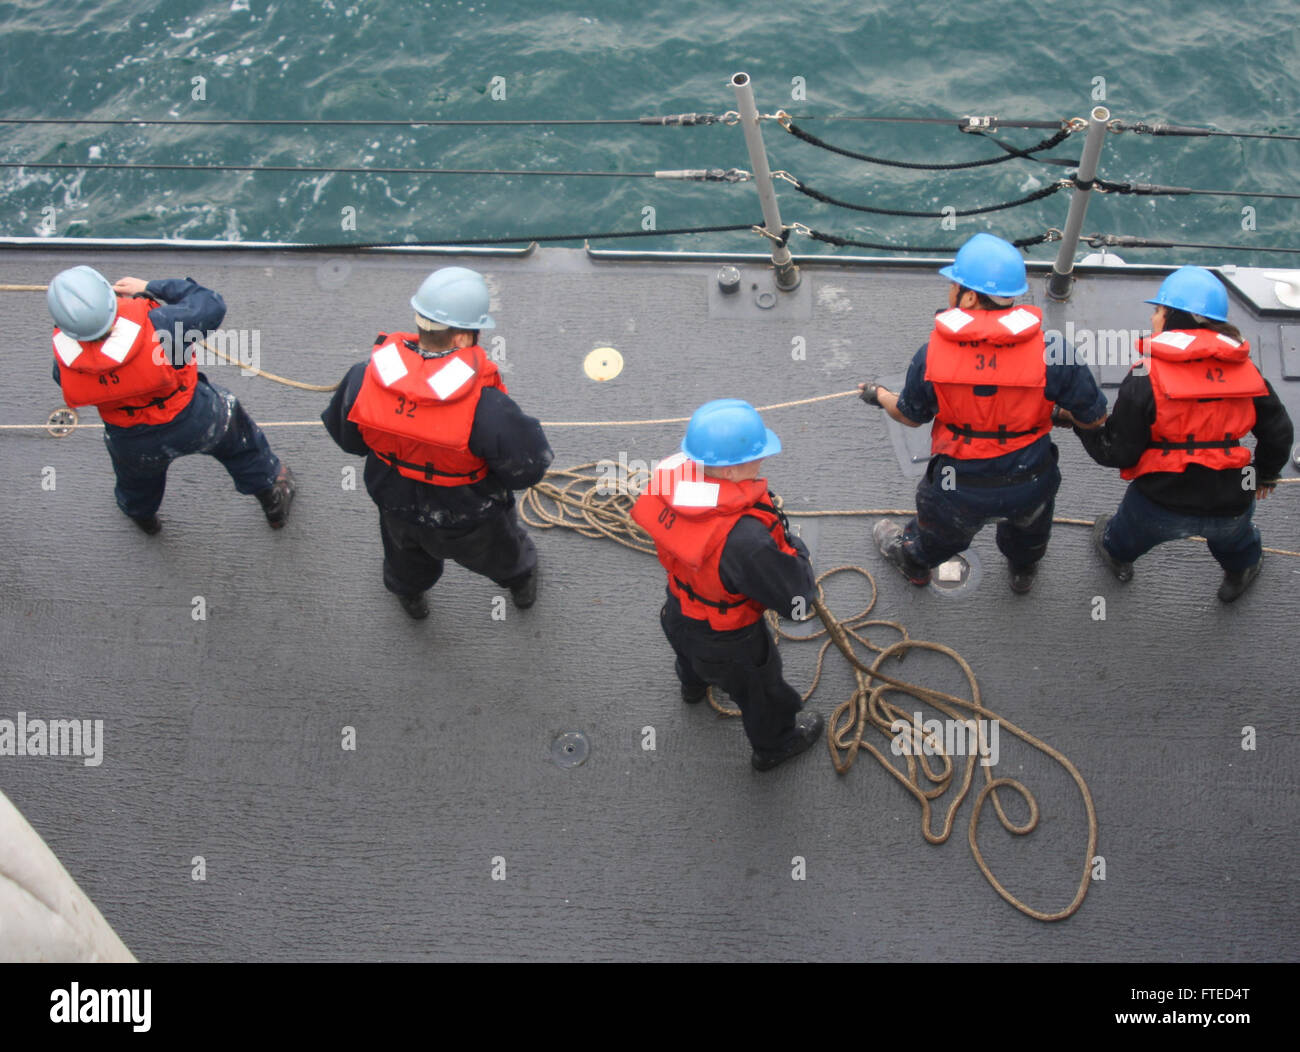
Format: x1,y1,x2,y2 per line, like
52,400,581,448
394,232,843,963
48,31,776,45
630,453,800,631
346,334,505,486
923,305,1053,459
1121,329,1267,480
54,296,197,427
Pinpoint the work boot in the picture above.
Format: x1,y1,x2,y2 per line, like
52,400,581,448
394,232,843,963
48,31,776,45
1091,514,1133,583
1009,561,1037,594
510,568,539,610
751,711,825,772
130,514,162,536
681,683,708,705
872,520,932,586
397,592,430,620
256,465,296,529
1217,560,1262,603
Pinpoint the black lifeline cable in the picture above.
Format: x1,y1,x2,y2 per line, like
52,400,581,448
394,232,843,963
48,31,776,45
781,173,1065,218
1078,177,1300,201
0,113,734,128
786,114,1068,130
239,223,765,251
1108,120,1300,143
798,225,1057,254
0,160,663,178
781,118,1076,171
1085,233,1300,255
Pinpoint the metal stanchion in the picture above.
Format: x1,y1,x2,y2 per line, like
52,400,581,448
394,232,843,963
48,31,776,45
1047,106,1111,301
731,72,800,291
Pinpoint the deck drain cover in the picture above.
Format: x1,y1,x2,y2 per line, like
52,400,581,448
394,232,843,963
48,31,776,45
583,347,623,381
46,407,78,437
929,551,980,597
551,731,589,768
316,259,352,291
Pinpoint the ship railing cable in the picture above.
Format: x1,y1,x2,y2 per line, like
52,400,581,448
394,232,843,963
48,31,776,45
1074,176,1300,201
0,160,750,181
1082,233,1300,255
0,223,764,256
7,111,1293,141
31,160,1293,199
791,223,1061,254
782,113,1300,142
276,222,763,251
773,169,1068,218
786,114,1091,130
1106,119,1300,143
775,110,1085,170
3,108,1297,257
0,112,743,128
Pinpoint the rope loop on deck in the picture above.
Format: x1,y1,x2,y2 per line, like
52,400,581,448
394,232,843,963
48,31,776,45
519,461,1099,921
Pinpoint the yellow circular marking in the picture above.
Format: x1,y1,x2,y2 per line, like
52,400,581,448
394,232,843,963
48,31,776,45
583,346,623,382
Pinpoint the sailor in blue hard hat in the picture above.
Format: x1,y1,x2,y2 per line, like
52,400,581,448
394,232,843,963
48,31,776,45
630,400,823,771
859,232,1107,593
1073,265,1294,602
46,265,294,534
322,265,552,620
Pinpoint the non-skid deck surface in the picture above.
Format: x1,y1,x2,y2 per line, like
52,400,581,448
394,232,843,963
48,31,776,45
1,246,1296,961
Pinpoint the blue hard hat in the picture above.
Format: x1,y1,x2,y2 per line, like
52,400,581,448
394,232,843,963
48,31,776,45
1144,265,1229,323
939,232,1028,298
410,266,495,330
681,399,782,467
47,265,118,340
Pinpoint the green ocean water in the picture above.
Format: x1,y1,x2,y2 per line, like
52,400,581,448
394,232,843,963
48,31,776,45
1,0,1297,265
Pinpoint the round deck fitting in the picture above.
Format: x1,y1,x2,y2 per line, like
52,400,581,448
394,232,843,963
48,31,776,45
717,265,741,294
929,551,980,598
316,259,352,291
583,347,623,382
46,407,78,438
551,731,590,768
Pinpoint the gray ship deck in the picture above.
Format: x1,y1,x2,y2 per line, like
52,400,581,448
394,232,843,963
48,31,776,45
2,243,1297,962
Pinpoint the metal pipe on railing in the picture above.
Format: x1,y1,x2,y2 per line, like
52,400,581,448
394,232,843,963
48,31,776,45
1047,106,1111,300
731,72,800,291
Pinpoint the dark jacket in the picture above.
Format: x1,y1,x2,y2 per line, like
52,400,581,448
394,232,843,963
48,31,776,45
322,354,554,529
1076,369,1294,515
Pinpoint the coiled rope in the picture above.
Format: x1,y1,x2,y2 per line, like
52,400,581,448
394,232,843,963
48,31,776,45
519,459,1299,916
519,460,1097,921
4,279,1298,914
